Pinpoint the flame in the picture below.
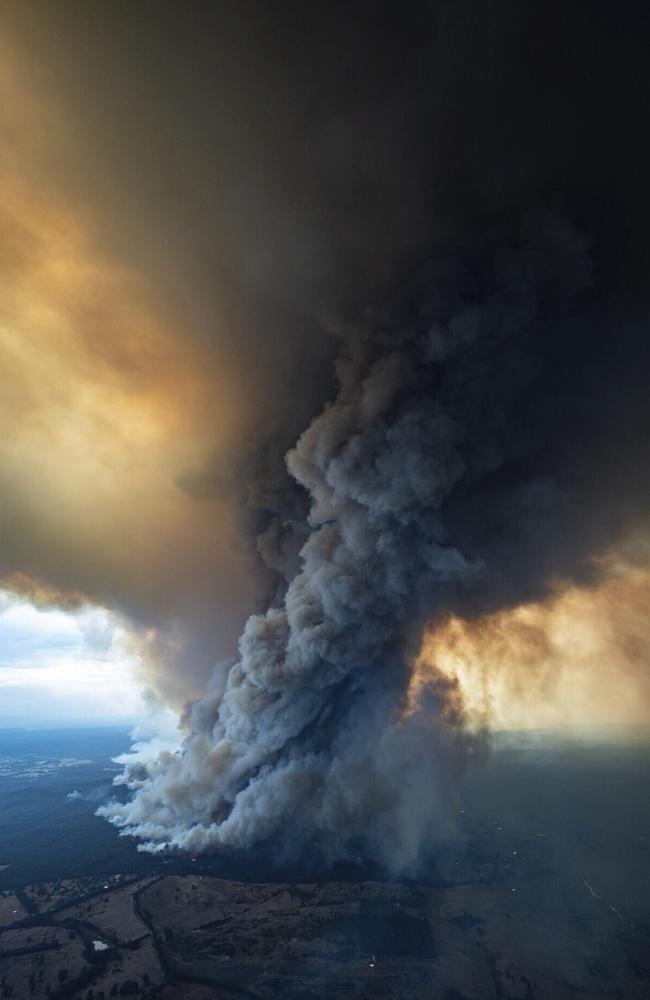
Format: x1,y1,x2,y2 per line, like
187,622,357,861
410,570,650,730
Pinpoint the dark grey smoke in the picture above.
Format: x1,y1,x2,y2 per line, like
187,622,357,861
101,210,649,870
4,2,649,865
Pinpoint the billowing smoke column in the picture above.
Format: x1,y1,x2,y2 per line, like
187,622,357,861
0,1,648,868
101,213,602,870
3,0,650,717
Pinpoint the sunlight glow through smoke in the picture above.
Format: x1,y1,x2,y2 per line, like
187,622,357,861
410,572,650,731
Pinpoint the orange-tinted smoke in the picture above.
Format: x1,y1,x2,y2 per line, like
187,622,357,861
410,570,650,731
0,34,253,704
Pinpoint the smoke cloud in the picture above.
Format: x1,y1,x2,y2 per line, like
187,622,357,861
412,570,650,732
0,2,648,868
100,212,649,870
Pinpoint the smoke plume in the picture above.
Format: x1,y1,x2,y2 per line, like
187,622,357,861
0,2,649,868
101,212,648,870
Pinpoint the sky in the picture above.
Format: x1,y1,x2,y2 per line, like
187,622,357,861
0,0,649,865
0,591,143,725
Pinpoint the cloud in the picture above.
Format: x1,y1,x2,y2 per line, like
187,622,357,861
0,597,112,665
0,591,144,724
